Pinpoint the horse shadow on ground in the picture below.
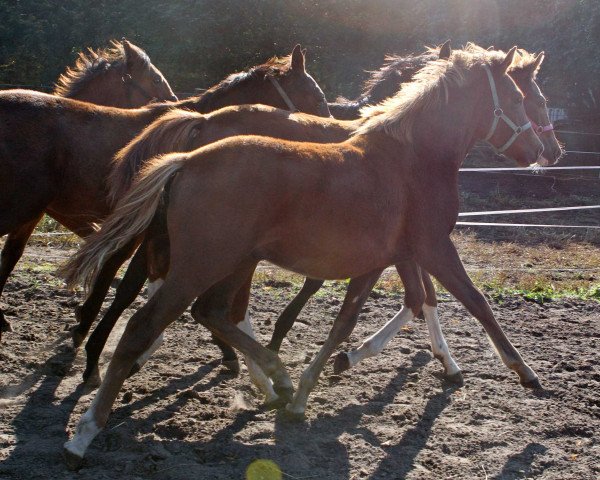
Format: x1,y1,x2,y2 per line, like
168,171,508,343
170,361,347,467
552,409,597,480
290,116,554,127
492,442,549,480
1,345,455,479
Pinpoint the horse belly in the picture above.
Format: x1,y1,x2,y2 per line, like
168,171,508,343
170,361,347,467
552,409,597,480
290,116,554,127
262,227,402,280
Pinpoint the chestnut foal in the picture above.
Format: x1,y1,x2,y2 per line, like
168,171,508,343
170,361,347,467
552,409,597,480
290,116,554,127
78,46,560,387
62,45,545,468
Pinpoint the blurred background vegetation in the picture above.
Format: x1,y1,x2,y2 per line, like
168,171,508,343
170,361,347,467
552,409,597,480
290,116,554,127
0,0,598,113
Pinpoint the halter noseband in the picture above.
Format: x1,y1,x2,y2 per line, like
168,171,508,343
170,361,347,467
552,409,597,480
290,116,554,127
529,118,554,135
268,76,299,113
122,73,156,103
482,65,532,153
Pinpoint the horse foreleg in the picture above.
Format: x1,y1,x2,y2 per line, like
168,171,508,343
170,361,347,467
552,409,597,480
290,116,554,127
267,277,324,352
63,280,195,470
286,269,383,420
72,238,139,348
420,270,462,383
418,237,540,389
82,240,149,386
0,215,42,338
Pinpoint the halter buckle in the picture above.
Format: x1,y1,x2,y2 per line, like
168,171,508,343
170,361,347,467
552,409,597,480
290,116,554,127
493,108,503,117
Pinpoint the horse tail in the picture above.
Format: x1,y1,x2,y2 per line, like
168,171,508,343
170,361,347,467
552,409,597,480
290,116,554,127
108,109,205,207
61,153,187,292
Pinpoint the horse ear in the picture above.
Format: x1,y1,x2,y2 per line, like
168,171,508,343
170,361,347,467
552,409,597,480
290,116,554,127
439,40,451,60
499,46,517,74
291,44,305,73
531,52,545,76
122,39,146,69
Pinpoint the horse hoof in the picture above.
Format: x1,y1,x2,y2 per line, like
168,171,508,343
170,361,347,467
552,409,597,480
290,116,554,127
521,377,542,390
263,395,287,411
83,368,102,389
63,447,84,471
1,318,13,333
221,359,240,375
333,352,350,375
283,405,306,423
127,363,141,378
71,328,86,349
445,371,464,386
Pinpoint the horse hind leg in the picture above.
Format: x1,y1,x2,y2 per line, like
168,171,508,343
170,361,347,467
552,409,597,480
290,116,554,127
191,269,294,408
72,238,139,348
0,215,43,338
333,261,424,373
82,241,149,386
63,279,196,469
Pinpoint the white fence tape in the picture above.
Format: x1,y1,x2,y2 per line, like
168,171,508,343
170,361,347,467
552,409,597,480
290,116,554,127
457,221,600,229
458,205,600,217
460,165,600,172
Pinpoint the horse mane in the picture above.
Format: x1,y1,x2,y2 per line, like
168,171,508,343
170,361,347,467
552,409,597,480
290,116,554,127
192,55,291,110
54,40,148,98
108,109,204,207
355,45,514,143
361,51,438,99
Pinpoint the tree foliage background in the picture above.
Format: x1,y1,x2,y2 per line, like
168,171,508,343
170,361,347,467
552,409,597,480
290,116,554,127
0,0,598,113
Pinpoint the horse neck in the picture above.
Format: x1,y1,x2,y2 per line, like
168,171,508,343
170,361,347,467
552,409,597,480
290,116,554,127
62,70,132,108
178,76,282,113
412,83,485,171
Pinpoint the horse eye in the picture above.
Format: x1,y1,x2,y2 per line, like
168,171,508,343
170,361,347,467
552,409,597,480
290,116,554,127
153,77,162,85
515,96,523,105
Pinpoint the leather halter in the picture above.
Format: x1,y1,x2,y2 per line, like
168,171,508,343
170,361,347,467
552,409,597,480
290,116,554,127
482,65,532,153
268,76,298,113
122,73,156,103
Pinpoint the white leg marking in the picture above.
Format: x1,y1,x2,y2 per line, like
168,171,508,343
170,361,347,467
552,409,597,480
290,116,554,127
238,312,278,404
345,306,414,368
423,304,461,376
63,397,101,459
134,280,166,370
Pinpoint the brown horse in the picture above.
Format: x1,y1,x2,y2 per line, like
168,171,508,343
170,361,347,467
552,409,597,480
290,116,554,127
62,45,545,467
0,45,329,339
0,38,176,336
76,47,561,386
54,39,178,107
328,49,440,119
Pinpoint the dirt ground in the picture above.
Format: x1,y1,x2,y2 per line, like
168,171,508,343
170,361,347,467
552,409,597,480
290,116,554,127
0,245,599,480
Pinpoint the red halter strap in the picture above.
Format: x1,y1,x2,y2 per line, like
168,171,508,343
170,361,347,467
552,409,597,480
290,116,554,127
529,118,554,135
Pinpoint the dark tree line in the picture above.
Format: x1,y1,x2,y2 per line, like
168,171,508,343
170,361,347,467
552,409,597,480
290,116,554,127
0,0,598,113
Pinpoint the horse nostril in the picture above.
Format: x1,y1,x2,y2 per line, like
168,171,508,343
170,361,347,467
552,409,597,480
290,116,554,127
169,95,178,102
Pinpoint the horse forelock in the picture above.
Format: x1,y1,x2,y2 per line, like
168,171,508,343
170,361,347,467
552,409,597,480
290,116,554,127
53,40,135,98
354,46,511,144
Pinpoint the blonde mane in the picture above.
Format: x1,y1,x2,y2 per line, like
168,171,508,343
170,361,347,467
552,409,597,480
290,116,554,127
108,109,204,207
354,45,514,144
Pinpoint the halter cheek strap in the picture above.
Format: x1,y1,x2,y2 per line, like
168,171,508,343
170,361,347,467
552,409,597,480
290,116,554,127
482,65,532,153
268,76,299,113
